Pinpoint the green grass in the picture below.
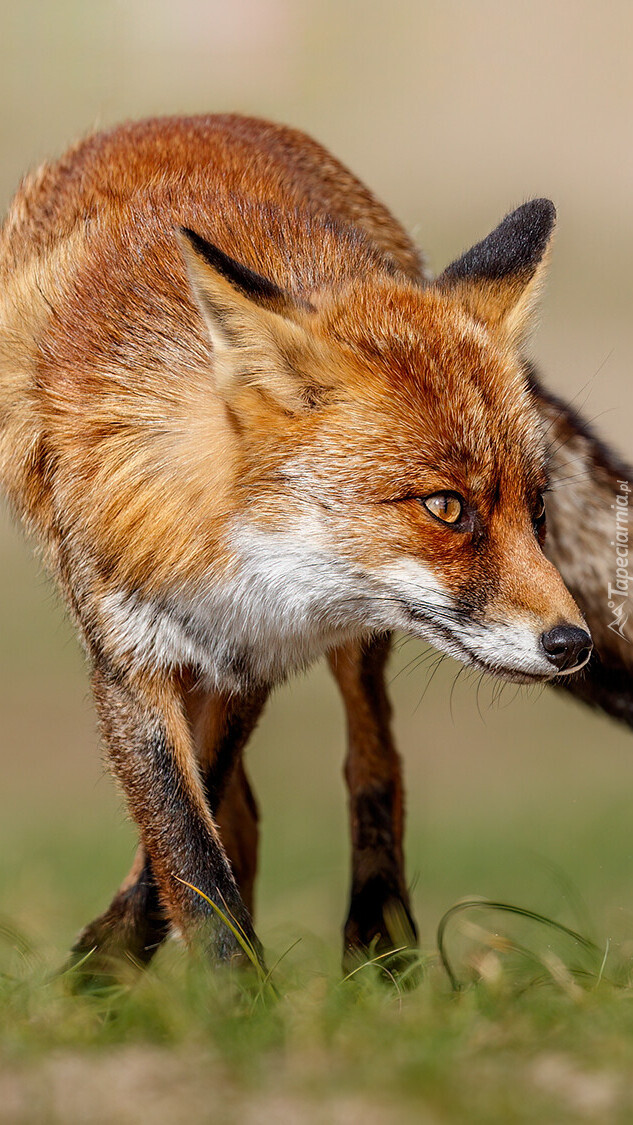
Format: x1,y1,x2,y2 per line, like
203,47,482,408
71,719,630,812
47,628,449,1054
5,751,633,1123
3,892,633,1123
3,813,633,1125
5,743,633,1123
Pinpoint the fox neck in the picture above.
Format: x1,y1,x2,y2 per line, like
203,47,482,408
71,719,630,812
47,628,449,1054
97,518,391,691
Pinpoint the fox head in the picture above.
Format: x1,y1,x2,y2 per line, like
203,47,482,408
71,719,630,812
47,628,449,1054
177,202,592,684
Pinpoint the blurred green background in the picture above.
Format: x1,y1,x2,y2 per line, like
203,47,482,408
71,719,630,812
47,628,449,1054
1,0,632,962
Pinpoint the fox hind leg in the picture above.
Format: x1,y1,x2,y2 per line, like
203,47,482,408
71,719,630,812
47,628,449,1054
70,844,169,976
193,684,267,919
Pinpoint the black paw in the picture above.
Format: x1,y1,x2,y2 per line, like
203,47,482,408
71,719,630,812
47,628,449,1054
342,880,421,987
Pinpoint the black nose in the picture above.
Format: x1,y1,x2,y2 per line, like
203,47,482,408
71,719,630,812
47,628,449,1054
541,625,593,672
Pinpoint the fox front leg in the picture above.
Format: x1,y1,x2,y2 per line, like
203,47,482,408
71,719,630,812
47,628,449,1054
86,661,263,968
71,684,267,976
328,635,418,971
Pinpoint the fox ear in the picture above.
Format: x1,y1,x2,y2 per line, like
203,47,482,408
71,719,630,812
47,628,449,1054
176,227,319,412
436,200,556,344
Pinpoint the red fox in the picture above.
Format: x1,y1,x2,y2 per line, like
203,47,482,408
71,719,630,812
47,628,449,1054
0,114,628,974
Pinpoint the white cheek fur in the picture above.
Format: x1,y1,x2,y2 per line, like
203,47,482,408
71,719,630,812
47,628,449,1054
98,521,561,688
99,519,393,688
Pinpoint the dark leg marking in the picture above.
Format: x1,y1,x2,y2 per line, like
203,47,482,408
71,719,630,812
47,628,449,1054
70,668,268,979
329,635,418,973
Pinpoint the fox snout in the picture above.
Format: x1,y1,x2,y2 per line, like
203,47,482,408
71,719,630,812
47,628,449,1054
473,544,594,682
540,624,592,674
479,546,594,682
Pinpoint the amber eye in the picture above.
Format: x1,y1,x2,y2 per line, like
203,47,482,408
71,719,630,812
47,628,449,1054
422,492,464,525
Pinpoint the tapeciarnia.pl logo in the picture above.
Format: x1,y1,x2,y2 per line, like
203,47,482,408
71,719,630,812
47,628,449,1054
607,479,631,641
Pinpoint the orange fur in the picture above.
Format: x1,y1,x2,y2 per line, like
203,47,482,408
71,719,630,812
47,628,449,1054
0,115,594,968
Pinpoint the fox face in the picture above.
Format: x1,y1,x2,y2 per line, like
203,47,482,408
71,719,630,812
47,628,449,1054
174,202,592,686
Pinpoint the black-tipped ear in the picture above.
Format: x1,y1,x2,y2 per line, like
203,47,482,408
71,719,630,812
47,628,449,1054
440,200,556,285
437,200,556,342
178,227,293,312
